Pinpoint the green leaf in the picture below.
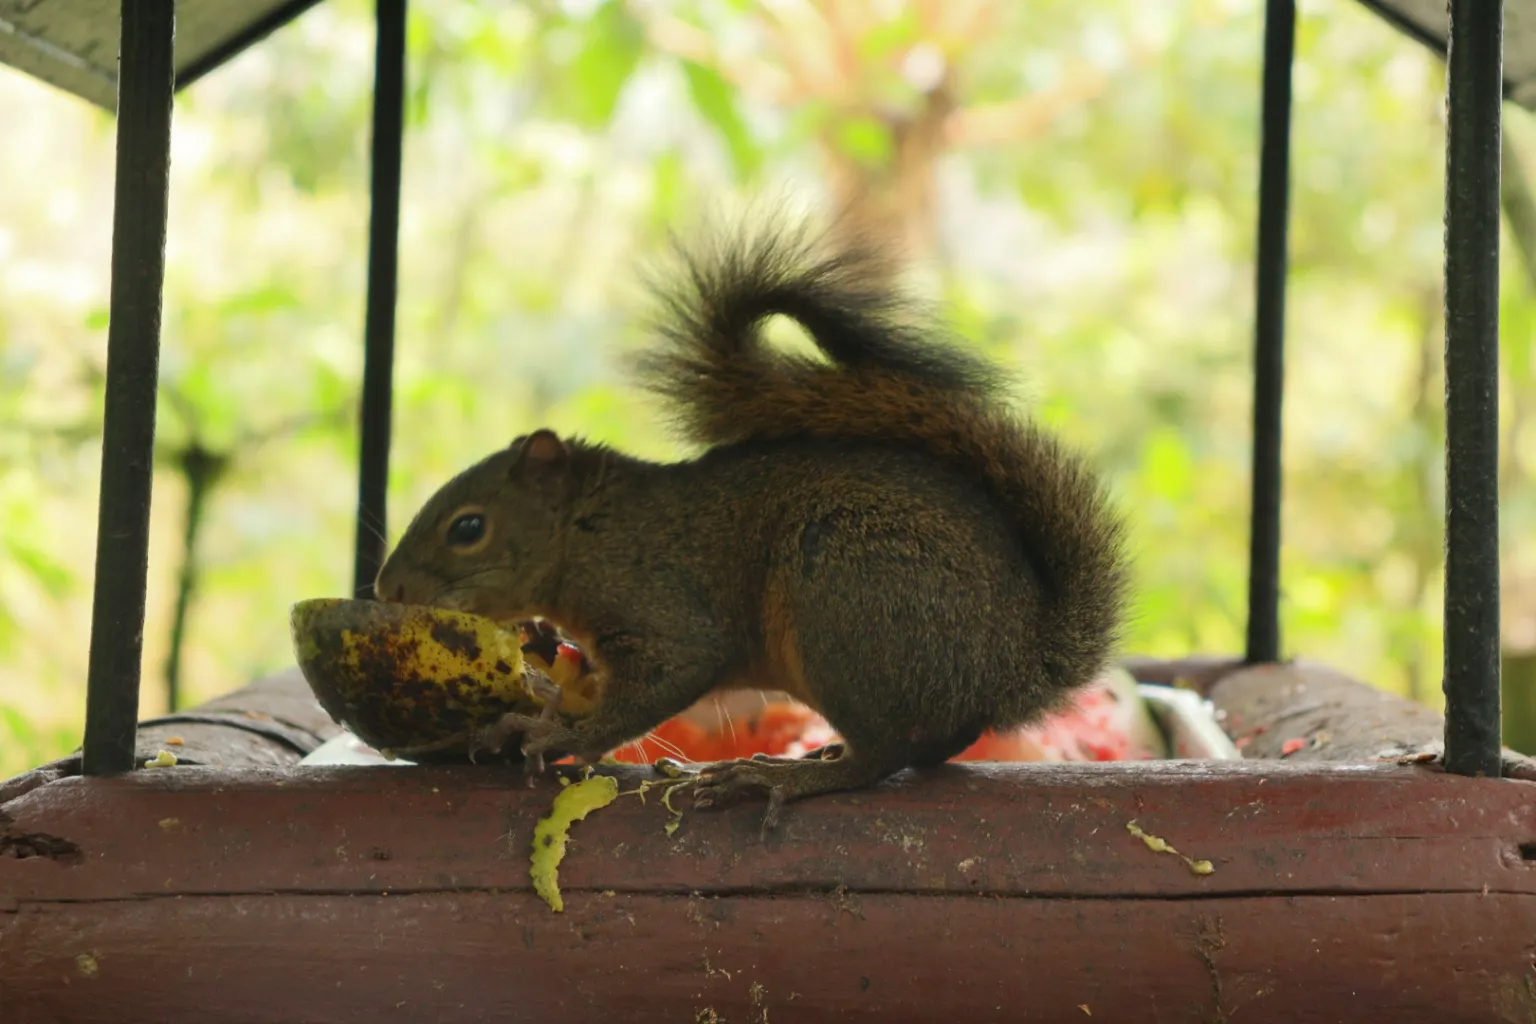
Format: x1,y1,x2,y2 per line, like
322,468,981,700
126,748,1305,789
560,1,645,127
1142,427,1194,502
834,115,894,168
1501,287,1534,382
6,540,71,598
0,704,34,748
680,60,762,179
649,150,687,227
857,8,921,63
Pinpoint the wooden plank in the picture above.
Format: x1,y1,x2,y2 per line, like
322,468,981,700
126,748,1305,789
1207,660,1536,779
4,890,1533,1023
0,0,324,110
1125,655,1536,779
1354,0,1536,110
4,762,1535,907
0,667,343,805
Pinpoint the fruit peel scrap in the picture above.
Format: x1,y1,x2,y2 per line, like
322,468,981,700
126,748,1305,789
1126,819,1215,876
531,775,621,912
615,772,695,837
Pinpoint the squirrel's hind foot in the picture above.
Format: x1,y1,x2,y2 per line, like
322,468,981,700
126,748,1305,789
691,761,790,836
748,742,846,765
692,749,893,837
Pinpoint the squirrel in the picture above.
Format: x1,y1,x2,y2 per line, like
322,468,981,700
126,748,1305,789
374,216,1129,829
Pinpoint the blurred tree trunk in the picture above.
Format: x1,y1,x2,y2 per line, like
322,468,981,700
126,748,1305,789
638,0,1147,266
164,444,229,712
822,79,956,262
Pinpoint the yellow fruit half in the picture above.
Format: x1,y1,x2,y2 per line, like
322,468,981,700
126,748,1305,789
291,598,556,761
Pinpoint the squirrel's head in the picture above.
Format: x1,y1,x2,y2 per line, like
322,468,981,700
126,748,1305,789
374,429,574,621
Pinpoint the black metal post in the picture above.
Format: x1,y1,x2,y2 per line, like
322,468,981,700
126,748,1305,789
352,0,407,599
81,1,178,776
1442,0,1504,778
1244,0,1295,666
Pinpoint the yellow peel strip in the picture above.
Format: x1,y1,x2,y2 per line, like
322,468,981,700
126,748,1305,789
531,775,620,912
1126,820,1215,876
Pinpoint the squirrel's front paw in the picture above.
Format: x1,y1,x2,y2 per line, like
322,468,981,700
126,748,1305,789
472,712,580,779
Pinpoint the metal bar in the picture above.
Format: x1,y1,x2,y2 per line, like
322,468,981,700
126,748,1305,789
174,0,324,92
1442,0,1504,778
351,0,407,599
81,0,177,776
1244,0,1296,666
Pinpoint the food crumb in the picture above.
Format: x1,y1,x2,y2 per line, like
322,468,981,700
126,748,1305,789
660,781,691,837
76,954,98,977
143,750,178,768
1280,737,1307,756
1126,820,1215,877
158,818,180,829
1079,1006,1092,1016
165,736,185,746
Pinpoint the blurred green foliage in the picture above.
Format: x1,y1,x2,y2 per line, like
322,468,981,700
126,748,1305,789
1,0,1535,778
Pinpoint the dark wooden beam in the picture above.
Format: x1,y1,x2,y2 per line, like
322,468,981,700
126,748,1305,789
0,668,342,805
3,761,1534,1022
5,891,1531,1023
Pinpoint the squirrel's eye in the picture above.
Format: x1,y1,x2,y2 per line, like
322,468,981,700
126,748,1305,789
446,513,487,548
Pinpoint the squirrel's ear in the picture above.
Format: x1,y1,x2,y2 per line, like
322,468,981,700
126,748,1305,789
511,429,568,476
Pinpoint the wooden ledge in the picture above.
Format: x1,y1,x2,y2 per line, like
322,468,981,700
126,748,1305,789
4,761,1535,901
5,762,1536,1022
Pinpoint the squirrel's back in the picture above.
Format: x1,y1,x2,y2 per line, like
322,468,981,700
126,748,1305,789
633,218,1129,696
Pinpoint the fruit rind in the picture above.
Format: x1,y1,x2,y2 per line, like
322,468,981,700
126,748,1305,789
531,775,622,911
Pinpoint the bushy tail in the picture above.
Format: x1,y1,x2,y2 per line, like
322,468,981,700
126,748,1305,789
633,219,1129,688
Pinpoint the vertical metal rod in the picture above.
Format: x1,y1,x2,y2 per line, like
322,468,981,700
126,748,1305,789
1244,0,1296,665
352,0,407,599
1442,0,1504,778
81,0,178,776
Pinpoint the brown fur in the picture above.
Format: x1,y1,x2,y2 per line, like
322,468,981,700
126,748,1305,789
375,215,1129,829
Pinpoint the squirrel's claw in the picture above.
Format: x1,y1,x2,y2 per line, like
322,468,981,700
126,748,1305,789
748,742,845,765
471,711,582,783
692,760,790,836
694,746,896,838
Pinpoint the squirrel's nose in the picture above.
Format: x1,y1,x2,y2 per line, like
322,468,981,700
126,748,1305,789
371,573,408,603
